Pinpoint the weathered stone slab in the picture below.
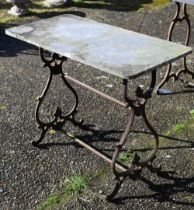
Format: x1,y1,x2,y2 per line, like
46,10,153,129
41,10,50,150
5,15,192,79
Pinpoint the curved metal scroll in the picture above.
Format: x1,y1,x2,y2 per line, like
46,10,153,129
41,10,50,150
111,108,135,178
35,60,56,128
110,104,159,178
108,71,159,199
137,70,159,165
32,48,81,146
61,74,79,119
139,107,159,165
158,2,193,89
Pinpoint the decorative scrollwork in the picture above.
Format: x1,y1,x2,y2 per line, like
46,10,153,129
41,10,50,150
108,71,159,200
35,49,66,124
158,2,194,89
32,48,82,147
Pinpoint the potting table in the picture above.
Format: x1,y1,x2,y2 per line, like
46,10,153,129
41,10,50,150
158,0,194,89
5,14,192,200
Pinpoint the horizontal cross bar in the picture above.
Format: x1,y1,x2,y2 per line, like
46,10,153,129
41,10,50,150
64,74,130,108
65,130,128,172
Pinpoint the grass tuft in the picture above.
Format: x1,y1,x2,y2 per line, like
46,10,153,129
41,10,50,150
165,123,186,136
36,169,107,209
118,151,133,163
37,194,60,210
190,109,194,119
64,175,90,195
138,0,169,12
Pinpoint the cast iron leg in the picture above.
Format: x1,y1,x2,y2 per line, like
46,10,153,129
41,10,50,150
32,48,82,146
106,177,125,201
157,2,194,89
107,71,159,200
107,102,159,200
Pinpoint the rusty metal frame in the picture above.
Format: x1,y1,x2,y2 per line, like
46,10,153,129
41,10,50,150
32,48,159,200
158,2,194,89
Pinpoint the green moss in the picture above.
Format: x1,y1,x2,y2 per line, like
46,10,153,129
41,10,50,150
73,0,170,11
138,0,170,11
73,0,85,3
165,123,186,136
0,15,20,24
29,1,66,14
162,110,194,137
37,194,60,210
118,151,133,163
160,109,194,146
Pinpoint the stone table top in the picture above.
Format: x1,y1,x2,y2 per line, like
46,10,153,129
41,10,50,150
172,0,194,5
5,15,192,79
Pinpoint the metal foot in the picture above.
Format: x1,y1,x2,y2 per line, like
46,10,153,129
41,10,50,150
69,111,84,127
106,177,124,201
32,127,48,147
